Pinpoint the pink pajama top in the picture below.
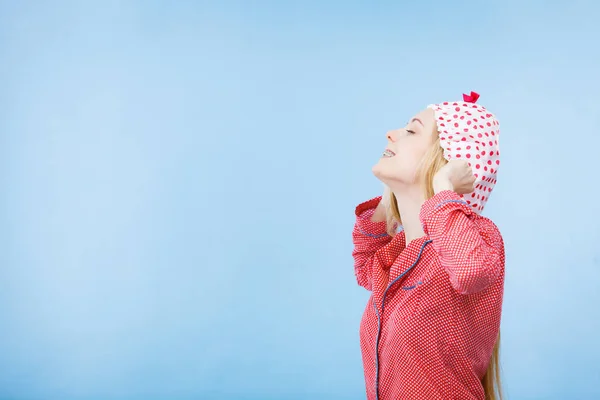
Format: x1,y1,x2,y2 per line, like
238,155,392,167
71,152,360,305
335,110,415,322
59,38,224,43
352,191,505,400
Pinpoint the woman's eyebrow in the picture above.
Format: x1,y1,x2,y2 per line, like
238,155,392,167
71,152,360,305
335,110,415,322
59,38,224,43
410,118,424,126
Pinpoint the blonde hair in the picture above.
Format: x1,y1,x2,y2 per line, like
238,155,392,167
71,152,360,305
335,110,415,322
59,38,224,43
382,129,503,400
483,334,503,400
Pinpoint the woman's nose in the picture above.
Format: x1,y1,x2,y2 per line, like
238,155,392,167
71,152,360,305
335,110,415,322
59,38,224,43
386,130,398,142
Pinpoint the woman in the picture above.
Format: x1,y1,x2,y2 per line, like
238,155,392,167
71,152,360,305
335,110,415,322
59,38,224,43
352,92,504,399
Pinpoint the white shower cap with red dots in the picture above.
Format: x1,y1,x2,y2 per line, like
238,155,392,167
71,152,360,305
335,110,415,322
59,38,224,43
428,91,500,213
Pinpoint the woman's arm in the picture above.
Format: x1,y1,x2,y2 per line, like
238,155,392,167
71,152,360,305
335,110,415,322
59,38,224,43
352,196,404,291
419,190,505,295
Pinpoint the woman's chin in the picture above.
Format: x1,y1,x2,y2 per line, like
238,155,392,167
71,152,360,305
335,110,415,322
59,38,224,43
372,164,413,187
371,162,385,179
372,163,395,183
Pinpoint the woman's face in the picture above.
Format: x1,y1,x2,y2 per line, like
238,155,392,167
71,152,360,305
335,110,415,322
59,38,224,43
372,108,438,186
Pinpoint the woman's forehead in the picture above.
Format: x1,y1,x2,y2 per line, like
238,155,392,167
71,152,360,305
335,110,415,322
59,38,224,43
408,108,435,127
413,108,435,121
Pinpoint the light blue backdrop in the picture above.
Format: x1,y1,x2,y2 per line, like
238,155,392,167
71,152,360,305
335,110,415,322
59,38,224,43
1,1,598,399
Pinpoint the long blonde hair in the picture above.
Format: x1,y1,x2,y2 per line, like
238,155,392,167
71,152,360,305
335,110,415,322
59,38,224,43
382,133,503,400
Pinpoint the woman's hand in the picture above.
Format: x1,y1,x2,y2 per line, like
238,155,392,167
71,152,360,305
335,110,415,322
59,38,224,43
433,160,476,195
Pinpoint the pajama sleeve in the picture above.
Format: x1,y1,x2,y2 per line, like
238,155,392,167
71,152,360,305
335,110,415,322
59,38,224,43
419,190,505,295
352,197,405,291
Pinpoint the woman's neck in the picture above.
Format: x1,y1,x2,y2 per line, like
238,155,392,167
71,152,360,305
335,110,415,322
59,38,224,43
392,187,427,245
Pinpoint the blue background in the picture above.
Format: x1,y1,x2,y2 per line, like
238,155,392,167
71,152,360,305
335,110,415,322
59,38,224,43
1,1,599,399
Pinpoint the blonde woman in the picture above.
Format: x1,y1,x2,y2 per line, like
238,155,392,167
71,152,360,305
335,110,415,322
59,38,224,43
352,92,504,399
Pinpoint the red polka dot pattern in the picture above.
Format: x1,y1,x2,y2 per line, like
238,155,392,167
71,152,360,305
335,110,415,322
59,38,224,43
353,192,505,399
427,100,500,213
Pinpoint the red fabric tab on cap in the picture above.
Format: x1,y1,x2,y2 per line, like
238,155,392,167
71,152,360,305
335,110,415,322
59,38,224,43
463,91,480,103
